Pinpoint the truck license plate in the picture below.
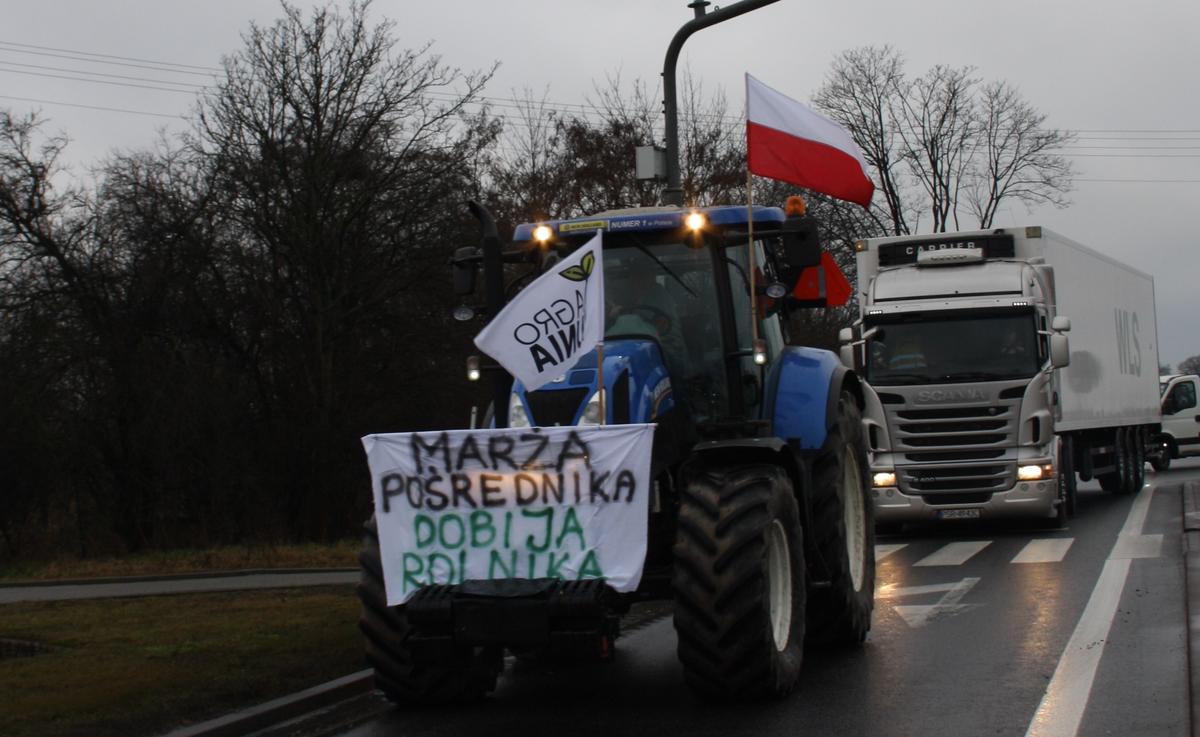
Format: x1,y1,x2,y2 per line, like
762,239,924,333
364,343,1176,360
938,508,981,520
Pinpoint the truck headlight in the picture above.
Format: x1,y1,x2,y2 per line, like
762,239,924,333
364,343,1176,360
872,471,896,488
1017,464,1054,481
578,390,603,426
508,393,531,428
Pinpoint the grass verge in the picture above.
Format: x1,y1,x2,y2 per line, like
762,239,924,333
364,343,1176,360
0,585,363,737
0,541,360,582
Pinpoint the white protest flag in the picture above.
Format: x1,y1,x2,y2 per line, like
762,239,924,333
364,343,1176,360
361,424,656,606
474,232,604,392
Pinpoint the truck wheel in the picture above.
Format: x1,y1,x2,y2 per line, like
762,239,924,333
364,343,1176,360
1057,434,1077,519
806,392,875,648
672,464,806,700
357,516,499,705
1151,442,1172,472
1100,429,1132,494
1116,428,1140,494
1130,431,1145,491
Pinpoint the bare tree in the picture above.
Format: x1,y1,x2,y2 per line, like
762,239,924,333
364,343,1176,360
1178,355,1200,376
969,80,1074,227
812,46,911,236
191,1,498,538
815,46,1075,234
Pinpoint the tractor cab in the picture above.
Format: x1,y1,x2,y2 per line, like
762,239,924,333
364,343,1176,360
459,202,828,447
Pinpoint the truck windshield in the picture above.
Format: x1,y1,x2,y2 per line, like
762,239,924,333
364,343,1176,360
603,236,727,420
863,311,1041,385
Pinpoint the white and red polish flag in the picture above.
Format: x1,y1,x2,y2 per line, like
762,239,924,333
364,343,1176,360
746,73,874,208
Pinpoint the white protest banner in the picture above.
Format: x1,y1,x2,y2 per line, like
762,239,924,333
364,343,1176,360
362,423,655,606
474,232,604,391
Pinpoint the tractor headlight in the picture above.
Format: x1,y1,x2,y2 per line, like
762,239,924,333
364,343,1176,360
578,390,604,426
508,393,531,428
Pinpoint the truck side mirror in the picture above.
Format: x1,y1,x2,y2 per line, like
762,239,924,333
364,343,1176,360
1050,334,1070,368
839,345,855,368
1052,316,1071,332
452,246,479,296
838,327,853,344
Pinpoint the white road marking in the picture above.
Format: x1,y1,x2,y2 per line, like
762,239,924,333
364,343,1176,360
1109,533,1162,560
875,543,908,562
913,540,992,567
891,577,981,628
1012,538,1075,564
876,580,961,598
1024,485,1157,737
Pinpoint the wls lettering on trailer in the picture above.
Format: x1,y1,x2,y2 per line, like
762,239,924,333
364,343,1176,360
1114,307,1142,376
362,424,655,605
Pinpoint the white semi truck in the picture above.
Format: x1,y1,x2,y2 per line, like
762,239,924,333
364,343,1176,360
841,226,1161,528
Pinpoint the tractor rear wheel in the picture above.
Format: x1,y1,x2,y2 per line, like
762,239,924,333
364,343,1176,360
806,392,875,648
672,464,806,700
357,516,499,705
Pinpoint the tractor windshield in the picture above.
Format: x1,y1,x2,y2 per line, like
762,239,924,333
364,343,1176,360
604,236,728,421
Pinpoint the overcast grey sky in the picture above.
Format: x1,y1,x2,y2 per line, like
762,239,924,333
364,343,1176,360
2,0,1197,368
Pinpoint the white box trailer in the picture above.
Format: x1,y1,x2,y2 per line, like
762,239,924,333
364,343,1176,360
1031,229,1160,431
847,226,1162,528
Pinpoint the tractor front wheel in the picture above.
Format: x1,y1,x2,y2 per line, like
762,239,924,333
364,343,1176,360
806,392,876,648
672,464,806,700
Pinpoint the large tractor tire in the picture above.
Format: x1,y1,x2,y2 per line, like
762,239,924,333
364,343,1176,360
357,517,499,705
806,392,876,648
672,464,806,700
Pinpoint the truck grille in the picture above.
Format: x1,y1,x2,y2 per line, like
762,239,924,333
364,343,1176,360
885,389,1023,497
891,403,1015,453
902,464,1010,492
921,492,994,506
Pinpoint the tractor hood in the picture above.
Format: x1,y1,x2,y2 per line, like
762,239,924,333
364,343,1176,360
510,338,674,427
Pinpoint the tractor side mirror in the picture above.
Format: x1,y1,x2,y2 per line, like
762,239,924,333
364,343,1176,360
780,217,822,284
452,246,479,296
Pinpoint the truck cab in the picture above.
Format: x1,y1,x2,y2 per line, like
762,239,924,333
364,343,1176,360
845,226,1161,529
1153,374,1200,470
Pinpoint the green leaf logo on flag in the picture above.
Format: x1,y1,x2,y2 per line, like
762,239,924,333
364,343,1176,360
559,249,595,282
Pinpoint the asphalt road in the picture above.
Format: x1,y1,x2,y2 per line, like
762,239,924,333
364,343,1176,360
329,461,1197,737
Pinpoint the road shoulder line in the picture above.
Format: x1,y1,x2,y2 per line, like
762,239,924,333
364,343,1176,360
1024,484,1156,737
1183,480,1200,737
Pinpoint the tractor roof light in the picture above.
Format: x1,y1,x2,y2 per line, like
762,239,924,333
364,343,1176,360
685,211,706,231
533,224,553,243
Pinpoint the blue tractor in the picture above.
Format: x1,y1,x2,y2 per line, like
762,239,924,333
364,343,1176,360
357,200,876,702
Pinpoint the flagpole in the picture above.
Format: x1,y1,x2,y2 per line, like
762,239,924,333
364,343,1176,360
747,166,759,345
596,341,606,425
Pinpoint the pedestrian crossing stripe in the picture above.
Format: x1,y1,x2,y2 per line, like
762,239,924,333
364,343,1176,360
875,538,1076,566
914,540,992,567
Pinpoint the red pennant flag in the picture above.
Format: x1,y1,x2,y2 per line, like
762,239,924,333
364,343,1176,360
793,252,852,307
